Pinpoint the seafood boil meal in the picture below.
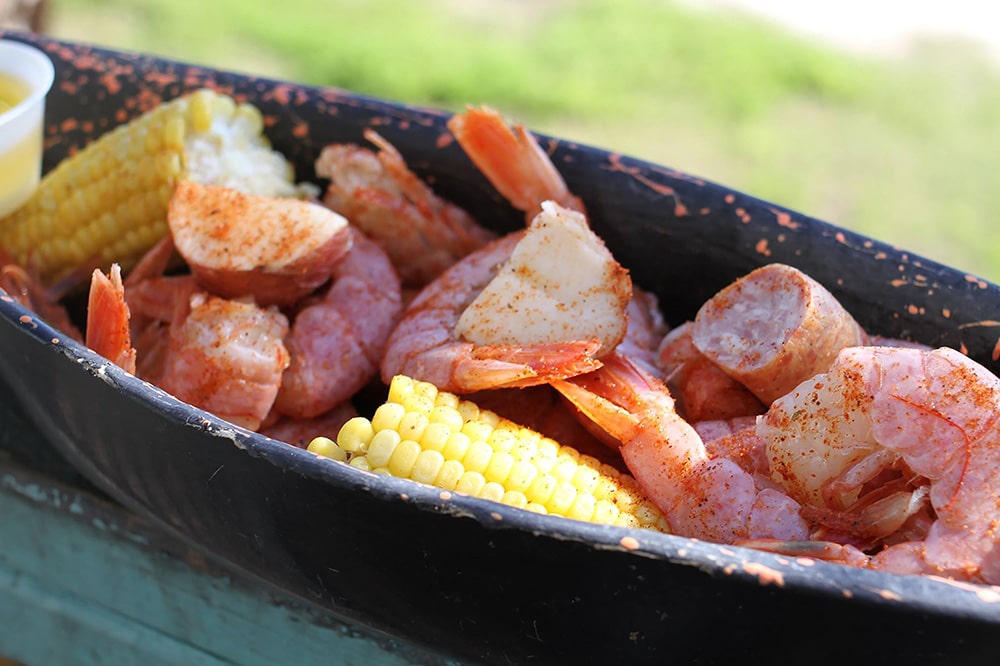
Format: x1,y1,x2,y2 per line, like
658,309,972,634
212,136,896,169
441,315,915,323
1,88,998,589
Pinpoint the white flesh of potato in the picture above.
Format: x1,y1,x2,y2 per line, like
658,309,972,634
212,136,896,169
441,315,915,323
454,201,631,355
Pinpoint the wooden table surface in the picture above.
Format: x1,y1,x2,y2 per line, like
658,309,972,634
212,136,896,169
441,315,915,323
0,382,462,666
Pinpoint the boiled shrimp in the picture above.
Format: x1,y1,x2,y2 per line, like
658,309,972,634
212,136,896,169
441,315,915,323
447,105,666,371
618,288,670,381
272,226,403,420
86,264,137,373
758,345,1000,583
551,352,811,544
158,292,290,431
165,182,403,421
447,105,585,219
315,128,496,288
380,201,630,393
1,248,84,342
86,261,291,431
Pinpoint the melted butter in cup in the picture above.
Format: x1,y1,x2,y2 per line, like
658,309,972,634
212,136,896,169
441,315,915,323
0,39,54,219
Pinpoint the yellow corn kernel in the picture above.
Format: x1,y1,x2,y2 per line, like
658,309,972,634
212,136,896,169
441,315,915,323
402,392,435,417
440,431,472,461
486,428,516,454
371,402,406,433
548,482,578,516
525,472,558,506
478,409,501,428
387,439,422,478
434,460,465,491
429,405,464,432
339,375,669,533
337,417,375,454
566,493,596,522
483,450,514,485
456,400,480,424
397,410,429,442
307,436,348,462
455,471,487,497
524,502,548,514
387,374,415,404
505,460,539,494
432,389,460,411
460,419,493,443
593,499,621,524
419,422,452,453
349,457,374,472
479,482,505,504
411,379,438,404
366,430,402,469
500,490,529,510
408,448,444,485
462,440,494,475
550,458,579,484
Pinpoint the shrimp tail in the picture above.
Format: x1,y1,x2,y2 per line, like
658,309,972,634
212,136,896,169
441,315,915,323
549,376,638,445
86,264,137,374
448,105,585,218
455,340,604,391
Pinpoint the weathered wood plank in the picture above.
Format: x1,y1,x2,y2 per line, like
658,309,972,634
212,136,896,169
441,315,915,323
0,461,457,666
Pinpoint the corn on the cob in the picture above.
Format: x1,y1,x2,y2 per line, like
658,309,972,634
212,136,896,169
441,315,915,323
310,375,670,533
0,88,311,285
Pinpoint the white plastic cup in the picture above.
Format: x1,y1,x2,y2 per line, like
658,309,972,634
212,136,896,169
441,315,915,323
0,39,55,218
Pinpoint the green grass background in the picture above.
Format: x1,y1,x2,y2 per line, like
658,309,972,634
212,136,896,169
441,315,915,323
45,0,1000,281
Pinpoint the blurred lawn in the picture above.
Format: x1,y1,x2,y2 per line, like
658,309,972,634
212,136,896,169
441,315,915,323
45,0,1000,281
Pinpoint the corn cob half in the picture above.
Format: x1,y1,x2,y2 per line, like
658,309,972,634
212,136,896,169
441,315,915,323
0,88,311,285
310,375,670,533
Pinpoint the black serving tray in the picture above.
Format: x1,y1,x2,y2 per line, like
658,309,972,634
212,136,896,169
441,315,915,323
1,31,999,666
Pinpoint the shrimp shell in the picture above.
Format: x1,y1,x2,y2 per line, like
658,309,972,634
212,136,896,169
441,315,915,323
761,345,1000,583
273,227,403,419
316,129,495,288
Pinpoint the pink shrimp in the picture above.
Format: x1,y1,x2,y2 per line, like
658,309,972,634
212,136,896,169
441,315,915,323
381,229,607,393
447,105,585,219
551,352,811,544
272,226,403,419
694,416,768,478
86,264,137,374
156,291,290,430
1,248,85,342
380,191,639,393
618,288,670,381
85,262,291,431
165,182,403,421
757,345,1000,583
447,105,666,372
315,128,496,288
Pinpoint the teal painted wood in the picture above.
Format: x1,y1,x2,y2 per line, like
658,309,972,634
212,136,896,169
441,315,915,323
0,463,461,666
